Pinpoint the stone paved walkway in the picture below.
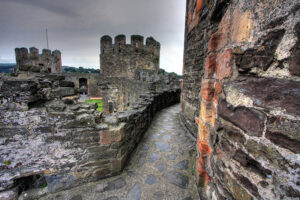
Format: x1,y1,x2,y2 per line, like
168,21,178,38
41,104,199,200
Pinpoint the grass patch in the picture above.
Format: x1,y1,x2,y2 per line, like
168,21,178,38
4,160,11,165
85,99,103,112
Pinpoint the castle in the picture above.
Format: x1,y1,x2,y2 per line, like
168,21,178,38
100,35,160,79
15,47,62,73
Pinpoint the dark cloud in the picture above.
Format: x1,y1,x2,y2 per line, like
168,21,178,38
0,0,186,74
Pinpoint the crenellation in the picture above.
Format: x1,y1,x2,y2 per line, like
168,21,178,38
15,47,62,73
100,34,161,79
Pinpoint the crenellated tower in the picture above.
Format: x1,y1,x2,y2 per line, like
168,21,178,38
15,47,62,73
100,34,160,79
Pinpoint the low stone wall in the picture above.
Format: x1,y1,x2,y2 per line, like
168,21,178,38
0,73,180,199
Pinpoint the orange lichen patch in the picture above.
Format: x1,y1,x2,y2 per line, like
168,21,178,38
201,79,215,101
198,140,211,156
208,8,231,52
200,100,213,124
213,81,222,104
196,0,204,12
198,120,209,142
205,173,211,182
90,97,103,100
196,157,211,187
195,117,199,125
204,54,217,78
216,49,233,80
231,9,254,43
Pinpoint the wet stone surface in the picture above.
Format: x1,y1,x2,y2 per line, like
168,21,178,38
39,104,199,199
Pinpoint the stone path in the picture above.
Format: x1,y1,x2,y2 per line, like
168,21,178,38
41,104,199,200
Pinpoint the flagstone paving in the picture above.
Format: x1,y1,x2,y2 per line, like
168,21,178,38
40,104,199,200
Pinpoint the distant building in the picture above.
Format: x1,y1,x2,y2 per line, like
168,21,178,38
15,47,62,73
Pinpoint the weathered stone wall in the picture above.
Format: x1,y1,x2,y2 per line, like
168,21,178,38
180,0,225,137
100,35,160,80
0,72,180,199
15,47,62,73
182,0,300,199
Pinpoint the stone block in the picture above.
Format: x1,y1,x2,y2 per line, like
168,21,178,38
233,149,271,178
221,126,245,146
100,123,125,145
266,131,300,154
216,49,232,80
200,79,215,101
60,81,75,88
218,99,265,137
222,172,252,200
213,81,222,104
200,100,214,124
225,77,300,115
245,139,288,171
231,9,253,43
204,54,217,78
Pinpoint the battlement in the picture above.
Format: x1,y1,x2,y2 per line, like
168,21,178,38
15,47,62,73
100,34,160,79
100,34,160,55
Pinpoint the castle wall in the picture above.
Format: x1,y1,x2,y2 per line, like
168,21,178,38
15,47,62,73
0,73,180,198
182,0,300,199
100,35,160,80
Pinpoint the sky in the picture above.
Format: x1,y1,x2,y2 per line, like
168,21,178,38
0,0,186,74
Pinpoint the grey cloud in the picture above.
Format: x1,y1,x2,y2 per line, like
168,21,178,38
0,0,186,74
0,0,78,17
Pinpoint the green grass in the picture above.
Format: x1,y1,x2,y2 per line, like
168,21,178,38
85,99,103,112
4,160,11,165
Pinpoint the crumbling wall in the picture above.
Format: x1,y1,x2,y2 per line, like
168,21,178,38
100,35,160,80
0,72,180,199
15,47,62,73
182,0,300,199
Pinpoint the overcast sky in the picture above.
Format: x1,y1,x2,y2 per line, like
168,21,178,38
0,0,186,74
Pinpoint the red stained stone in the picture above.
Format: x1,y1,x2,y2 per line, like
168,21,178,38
216,49,233,80
195,117,199,125
196,0,203,12
205,54,217,78
201,79,215,101
198,141,211,156
213,81,222,104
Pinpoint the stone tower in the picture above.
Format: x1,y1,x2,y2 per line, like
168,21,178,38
100,35,160,79
15,47,62,73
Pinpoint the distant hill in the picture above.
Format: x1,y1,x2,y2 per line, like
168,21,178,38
0,63,16,73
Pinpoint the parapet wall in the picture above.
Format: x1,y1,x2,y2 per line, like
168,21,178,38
0,73,180,199
15,47,62,73
182,0,300,199
100,35,160,79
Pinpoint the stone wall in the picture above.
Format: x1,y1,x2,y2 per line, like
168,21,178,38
100,35,160,80
182,0,300,199
15,47,62,73
0,72,180,199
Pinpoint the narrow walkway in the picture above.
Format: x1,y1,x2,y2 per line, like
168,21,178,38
42,104,199,200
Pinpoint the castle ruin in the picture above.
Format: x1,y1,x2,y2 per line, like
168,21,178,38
15,47,62,73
